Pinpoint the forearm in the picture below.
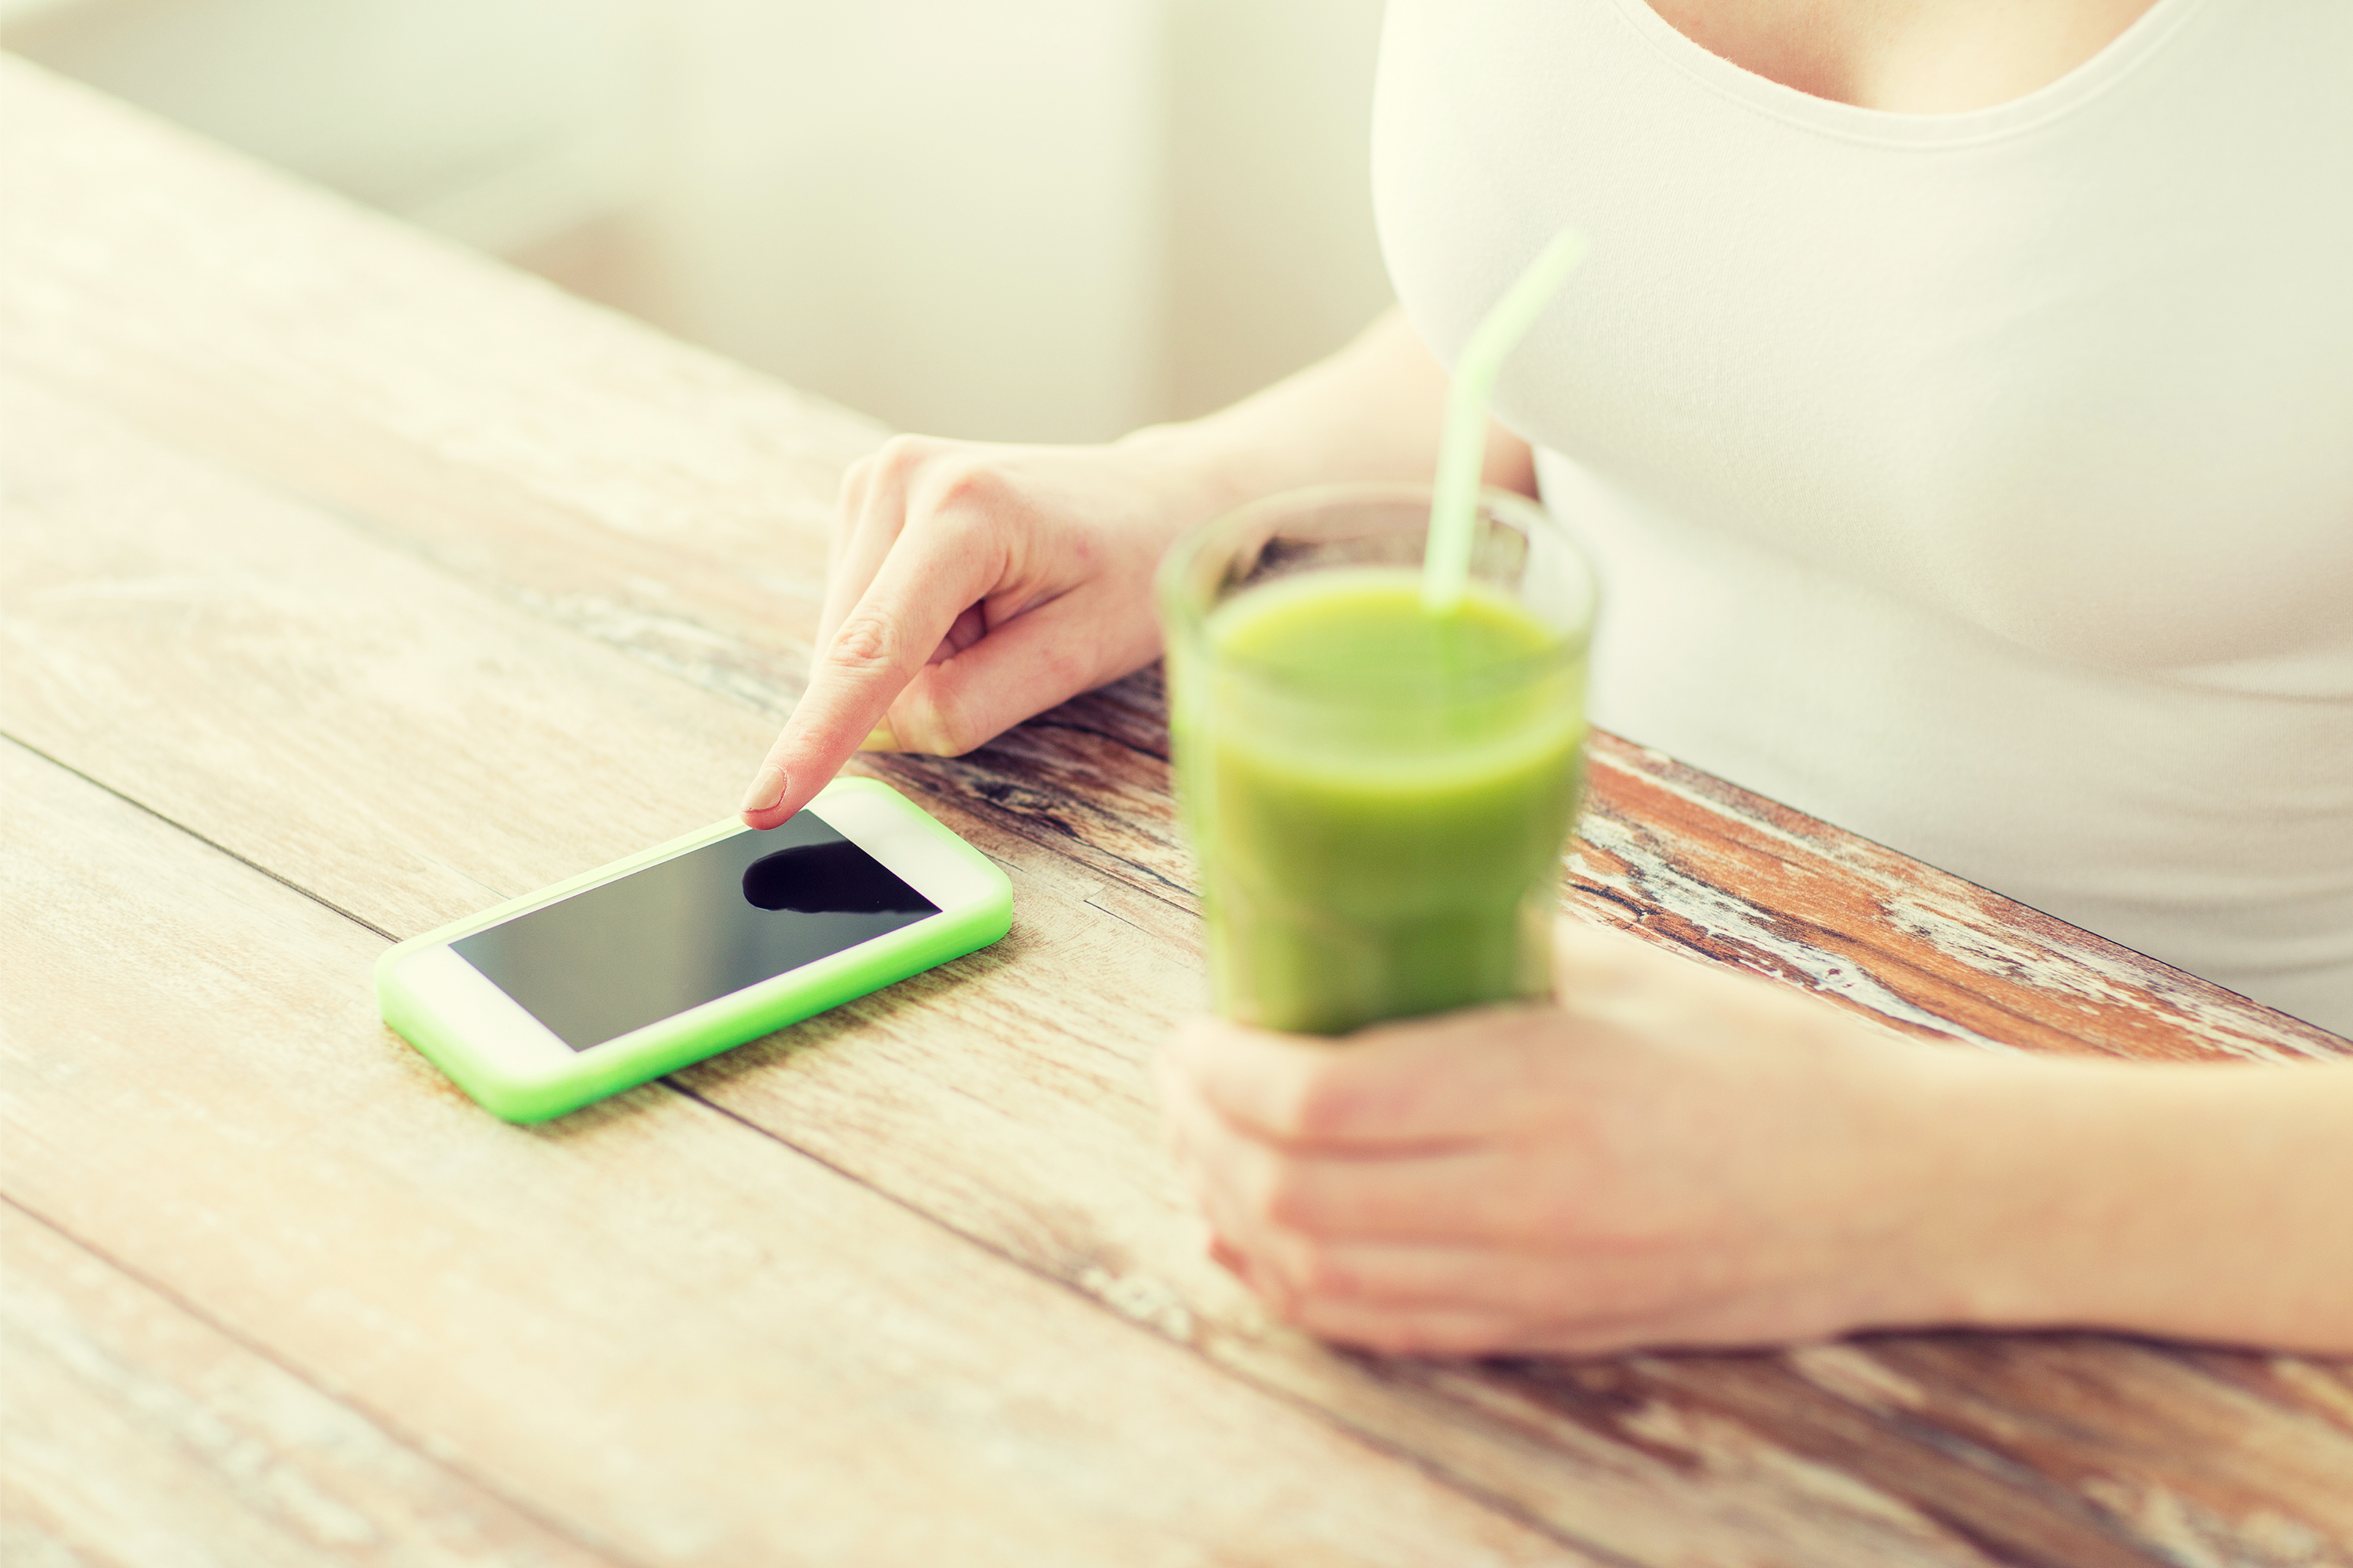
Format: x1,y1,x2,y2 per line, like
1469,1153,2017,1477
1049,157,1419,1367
1929,1051,2353,1352
1118,306,1536,514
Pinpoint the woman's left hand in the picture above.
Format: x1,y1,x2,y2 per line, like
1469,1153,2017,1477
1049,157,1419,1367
1155,919,1988,1357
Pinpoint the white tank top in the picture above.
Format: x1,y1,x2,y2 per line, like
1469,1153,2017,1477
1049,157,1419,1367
1372,0,2353,1034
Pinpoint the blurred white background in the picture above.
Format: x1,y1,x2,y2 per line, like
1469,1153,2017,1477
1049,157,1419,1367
3,0,1394,443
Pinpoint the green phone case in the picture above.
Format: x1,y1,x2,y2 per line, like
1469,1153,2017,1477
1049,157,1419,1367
376,778,1012,1123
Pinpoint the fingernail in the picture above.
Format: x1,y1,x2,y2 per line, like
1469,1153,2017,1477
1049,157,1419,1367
741,764,786,813
859,719,900,752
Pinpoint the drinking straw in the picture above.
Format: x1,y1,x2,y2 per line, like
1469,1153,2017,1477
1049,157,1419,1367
1421,228,1589,612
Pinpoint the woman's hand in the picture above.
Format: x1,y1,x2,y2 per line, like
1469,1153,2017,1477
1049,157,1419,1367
1156,919,1980,1356
738,309,1536,827
740,432,1227,827
1163,917,2353,1357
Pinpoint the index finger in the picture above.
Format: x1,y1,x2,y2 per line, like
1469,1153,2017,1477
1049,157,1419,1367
740,522,1004,828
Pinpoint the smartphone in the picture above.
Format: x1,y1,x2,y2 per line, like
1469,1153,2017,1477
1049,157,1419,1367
377,778,1012,1122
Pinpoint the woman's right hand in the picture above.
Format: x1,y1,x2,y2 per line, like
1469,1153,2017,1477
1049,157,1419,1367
740,430,1228,828
737,308,1526,826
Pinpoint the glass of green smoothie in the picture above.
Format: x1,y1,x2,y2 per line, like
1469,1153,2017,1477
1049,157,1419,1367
1159,481,1598,1037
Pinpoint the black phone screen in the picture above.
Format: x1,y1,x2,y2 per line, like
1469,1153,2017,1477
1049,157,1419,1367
453,816,939,1051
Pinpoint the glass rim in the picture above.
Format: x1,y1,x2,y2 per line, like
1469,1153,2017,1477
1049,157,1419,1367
1155,480,1597,702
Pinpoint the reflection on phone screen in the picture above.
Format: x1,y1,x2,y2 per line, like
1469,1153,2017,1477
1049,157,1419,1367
454,815,939,1050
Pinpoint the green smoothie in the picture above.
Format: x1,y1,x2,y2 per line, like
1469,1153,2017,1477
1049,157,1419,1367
1169,566,1587,1036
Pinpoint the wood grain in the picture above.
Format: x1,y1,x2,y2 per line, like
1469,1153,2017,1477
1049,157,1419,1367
1,1200,620,1568
1568,738,2351,1066
5,54,2350,1568
24,341,2351,1567
0,737,1580,1568
0,61,872,725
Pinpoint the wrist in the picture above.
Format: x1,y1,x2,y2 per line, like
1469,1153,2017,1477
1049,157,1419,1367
1113,417,1276,525
1899,1052,2248,1337
1804,1045,2123,1334
1113,308,1463,517
1886,1051,2080,1329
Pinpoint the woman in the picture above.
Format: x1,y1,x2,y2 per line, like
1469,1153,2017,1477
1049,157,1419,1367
737,0,2353,1355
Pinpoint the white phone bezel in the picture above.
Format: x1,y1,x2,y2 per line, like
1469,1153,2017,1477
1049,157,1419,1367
390,785,1004,1085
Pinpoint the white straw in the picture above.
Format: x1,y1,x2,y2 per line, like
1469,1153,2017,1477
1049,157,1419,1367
1421,228,1589,612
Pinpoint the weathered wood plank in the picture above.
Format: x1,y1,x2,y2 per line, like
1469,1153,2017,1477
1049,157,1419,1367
1568,738,2350,1065
0,58,1209,919
0,366,2011,1568
0,60,871,724
11,322,2353,1568
0,1200,622,1568
0,737,1580,1567
0,367,766,938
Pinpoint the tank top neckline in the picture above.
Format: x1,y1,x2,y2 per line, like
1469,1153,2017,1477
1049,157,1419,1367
1606,0,2210,149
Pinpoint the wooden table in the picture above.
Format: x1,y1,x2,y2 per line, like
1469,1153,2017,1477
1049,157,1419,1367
5,59,2350,1567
